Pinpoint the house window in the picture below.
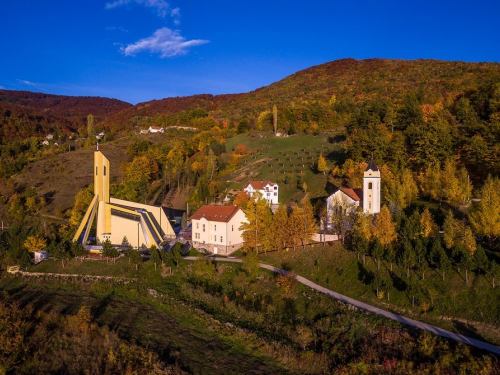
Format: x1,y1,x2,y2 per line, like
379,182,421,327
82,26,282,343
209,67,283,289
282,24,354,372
368,182,373,189
214,225,217,231
232,225,234,232
196,223,199,229
274,192,277,196
96,167,98,175
104,166,106,176
203,224,205,232
274,186,277,190
220,236,223,243
369,202,372,209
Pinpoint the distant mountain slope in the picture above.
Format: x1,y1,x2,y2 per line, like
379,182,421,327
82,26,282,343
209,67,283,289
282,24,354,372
213,58,500,116
0,90,132,142
103,58,500,126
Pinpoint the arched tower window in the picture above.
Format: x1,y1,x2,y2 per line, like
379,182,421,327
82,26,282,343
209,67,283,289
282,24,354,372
368,182,373,189
96,167,98,175
104,166,106,176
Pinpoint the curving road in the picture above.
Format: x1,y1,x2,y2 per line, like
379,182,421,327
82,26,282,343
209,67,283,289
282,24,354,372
187,256,500,356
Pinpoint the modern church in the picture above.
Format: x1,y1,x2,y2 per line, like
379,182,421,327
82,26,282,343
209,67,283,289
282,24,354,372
73,151,175,250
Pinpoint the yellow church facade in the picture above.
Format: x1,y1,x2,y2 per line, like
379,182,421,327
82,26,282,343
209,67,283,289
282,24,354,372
73,151,175,250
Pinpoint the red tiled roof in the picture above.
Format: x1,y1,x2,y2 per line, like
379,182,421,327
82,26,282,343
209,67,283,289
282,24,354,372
244,180,277,190
340,188,363,201
150,126,162,130
190,205,241,223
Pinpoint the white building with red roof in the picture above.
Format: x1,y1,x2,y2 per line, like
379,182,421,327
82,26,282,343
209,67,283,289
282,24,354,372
243,180,279,204
191,205,247,255
148,126,164,133
327,158,381,223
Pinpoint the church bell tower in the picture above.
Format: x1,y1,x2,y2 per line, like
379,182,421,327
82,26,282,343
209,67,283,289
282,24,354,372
363,157,381,214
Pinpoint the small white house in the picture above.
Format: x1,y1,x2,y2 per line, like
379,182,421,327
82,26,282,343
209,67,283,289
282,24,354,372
34,251,48,264
139,129,149,134
243,181,279,204
42,140,50,146
46,134,54,140
148,126,164,134
191,205,247,255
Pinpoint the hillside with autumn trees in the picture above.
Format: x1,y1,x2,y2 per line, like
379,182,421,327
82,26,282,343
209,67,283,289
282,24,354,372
0,90,131,142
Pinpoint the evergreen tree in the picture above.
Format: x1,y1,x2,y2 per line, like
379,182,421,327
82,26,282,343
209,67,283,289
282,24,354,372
150,245,161,270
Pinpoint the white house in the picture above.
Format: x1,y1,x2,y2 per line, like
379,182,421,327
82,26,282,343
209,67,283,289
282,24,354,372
243,181,279,204
46,134,54,140
191,205,247,255
148,126,164,134
327,158,381,221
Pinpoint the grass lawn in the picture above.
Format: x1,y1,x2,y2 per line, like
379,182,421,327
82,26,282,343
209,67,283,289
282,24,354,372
259,243,500,346
225,132,344,202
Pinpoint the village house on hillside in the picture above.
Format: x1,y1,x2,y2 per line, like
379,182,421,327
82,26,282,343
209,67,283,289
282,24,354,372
191,205,247,255
148,126,164,133
243,181,279,205
327,158,381,222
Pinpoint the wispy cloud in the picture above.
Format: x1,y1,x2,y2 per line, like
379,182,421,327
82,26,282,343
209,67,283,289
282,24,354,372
170,7,180,25
0,85,5,89
106,0,171,18
107,26,129,33
121,27,209,58
17,79,46,91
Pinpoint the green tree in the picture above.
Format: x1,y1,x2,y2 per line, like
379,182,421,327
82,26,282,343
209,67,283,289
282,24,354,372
71,241,87,261
101,239,117,263
371,240,384,270
474,245,489,275
150,245,161,270
241,250,260,278
126,248,143,270
53,239,72,267
164,242,183,267
181,212,187,229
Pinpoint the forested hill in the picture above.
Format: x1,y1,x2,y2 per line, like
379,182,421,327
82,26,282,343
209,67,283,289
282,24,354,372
214,58,500,116
0,90,131,142
98,58,500,131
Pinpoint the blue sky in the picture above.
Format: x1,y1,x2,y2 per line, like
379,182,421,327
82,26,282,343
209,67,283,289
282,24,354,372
1,0,499,104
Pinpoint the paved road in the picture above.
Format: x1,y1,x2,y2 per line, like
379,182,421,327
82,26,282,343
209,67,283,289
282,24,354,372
186,256,500,355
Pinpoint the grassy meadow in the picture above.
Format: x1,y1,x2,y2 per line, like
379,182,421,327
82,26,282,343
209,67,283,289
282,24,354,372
225,132,344,203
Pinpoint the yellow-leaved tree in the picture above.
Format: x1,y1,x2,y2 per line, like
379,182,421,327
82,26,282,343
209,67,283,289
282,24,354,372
24,235,47,253
469,175,500,245
69,184,94,228
372,206,397,248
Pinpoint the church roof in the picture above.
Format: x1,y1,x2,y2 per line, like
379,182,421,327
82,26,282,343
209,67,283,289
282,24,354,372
340,188,363,202
365,157,379,172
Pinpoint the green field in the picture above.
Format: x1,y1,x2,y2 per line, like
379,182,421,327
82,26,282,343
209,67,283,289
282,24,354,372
225,132,344,203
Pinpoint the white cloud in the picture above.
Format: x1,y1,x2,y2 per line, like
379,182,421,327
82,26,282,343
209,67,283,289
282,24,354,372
0,85,5,89
106,0,171,18
18,79,38,87
121,27,209,58
17,79,46,91
170,7,180,25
